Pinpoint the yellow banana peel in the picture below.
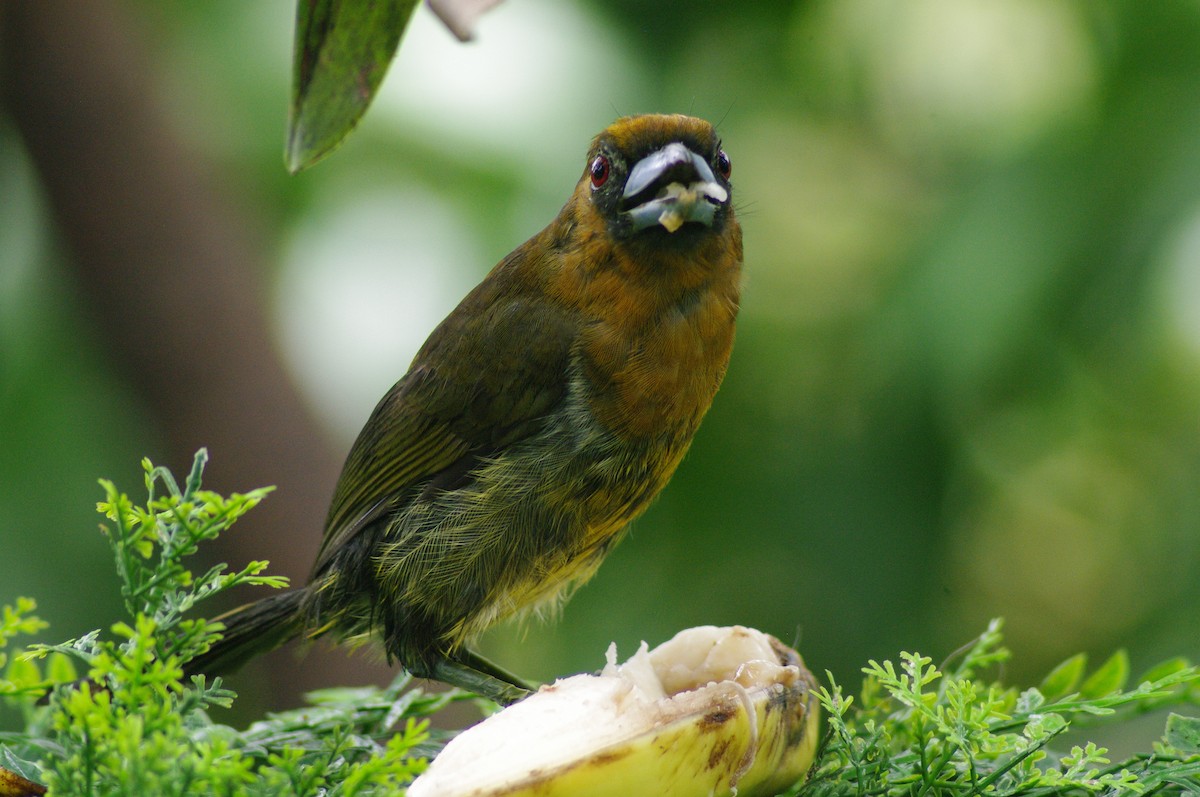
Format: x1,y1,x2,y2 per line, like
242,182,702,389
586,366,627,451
409,625,820,797
0,764,45,797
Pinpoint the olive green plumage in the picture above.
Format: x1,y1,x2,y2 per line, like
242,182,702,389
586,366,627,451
188,115,742,703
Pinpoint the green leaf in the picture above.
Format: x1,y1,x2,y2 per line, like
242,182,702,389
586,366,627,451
1079,650,1128,698
286,0,420,173
1164,713,1200,754
1040,653,1086,701
1024,711,1067,741
3,655,39,690
1137,656,1190,685
45,653,78,685
1014,687,1044,713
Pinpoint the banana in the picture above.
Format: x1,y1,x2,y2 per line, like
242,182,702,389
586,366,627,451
408,626,820,797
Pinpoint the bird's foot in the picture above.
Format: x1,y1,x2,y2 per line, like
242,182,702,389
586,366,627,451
411,650,535,706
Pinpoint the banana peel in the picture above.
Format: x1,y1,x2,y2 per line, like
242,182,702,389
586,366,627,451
408,625,820,797
0,765,45,797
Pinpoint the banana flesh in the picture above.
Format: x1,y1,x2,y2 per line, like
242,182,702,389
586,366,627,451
408,625,819,797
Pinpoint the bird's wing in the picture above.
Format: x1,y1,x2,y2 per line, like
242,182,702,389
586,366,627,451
313,247,577,573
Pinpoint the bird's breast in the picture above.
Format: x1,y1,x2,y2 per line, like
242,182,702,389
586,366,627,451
576,274,739,443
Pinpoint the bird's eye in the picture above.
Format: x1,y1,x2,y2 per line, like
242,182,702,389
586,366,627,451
715,149,731,179
589,155,610,189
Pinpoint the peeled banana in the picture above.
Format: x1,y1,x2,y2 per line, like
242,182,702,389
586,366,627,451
408,625,820,797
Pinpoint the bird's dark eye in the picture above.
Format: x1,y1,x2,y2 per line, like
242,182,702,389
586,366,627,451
589,155,610,189
715,149,731,179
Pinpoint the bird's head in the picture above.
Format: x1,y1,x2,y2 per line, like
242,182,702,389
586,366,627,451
578,114,734,248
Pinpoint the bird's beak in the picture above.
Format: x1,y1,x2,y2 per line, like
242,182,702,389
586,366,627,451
621,142,729,233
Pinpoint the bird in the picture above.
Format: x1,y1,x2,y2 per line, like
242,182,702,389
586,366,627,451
189,114,743,704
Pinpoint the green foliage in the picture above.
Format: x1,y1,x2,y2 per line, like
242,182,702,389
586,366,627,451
5,452,1200,796
799,620,1200,796
0,599,53,703
95,449,285,662
287,0,420,173
0,451,456,796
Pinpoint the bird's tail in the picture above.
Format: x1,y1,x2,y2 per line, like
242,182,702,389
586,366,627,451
184,588,309,678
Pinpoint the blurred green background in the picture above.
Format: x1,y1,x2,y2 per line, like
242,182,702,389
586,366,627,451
4,0,1200,740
